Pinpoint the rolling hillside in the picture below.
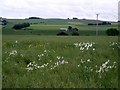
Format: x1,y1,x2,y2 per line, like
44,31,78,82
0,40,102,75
2,18,118,36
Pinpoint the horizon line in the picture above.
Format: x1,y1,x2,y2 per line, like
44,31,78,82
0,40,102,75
0,17,118,22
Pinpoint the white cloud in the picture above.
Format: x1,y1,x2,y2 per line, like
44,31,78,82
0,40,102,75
0,0,119,21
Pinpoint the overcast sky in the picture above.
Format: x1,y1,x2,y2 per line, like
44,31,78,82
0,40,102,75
0,0,119,21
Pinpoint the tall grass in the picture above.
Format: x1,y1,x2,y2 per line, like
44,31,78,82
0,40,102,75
2,36,119,88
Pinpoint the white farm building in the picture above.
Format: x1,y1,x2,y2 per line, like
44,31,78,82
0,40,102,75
60,28,68,31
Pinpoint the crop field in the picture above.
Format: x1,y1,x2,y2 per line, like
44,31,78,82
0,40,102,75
2,35,119,88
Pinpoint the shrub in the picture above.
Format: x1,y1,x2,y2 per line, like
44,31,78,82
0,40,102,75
72,31,79,36
57,32,68,36
23,23,30,27
106,28,119,36
2,20,8,25
73,28,78,31
88,23,96,25
13,24,23,29
13,23,30,30
102,22,111,25
68,26,72,30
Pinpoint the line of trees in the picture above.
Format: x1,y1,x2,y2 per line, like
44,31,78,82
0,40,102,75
88,21,111,26
13,23,30,30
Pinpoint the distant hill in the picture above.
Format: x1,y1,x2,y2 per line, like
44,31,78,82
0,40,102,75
6,18,117,26
28,17,43,19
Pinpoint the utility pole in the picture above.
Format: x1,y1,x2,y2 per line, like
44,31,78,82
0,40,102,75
96,14,99,36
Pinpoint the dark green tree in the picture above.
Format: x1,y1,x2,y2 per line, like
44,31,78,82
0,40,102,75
106,28,119,36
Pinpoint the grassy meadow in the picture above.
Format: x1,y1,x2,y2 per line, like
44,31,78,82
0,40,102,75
2,18,119,88
2,35,119,88
2,19,118,36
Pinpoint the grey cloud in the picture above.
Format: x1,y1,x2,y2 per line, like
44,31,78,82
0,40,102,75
0,0,119,21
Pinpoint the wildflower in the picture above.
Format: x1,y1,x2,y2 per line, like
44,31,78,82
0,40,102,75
93,42,95,44
15,40,18,43
37,66,40,69
90,69,93,71
65,61,68,64
80,59,84,63
41,54,44,56
112,42,115,45
9,50,18,56
104,60,109,65
27,62,32,67
87,59,90,62
20,54,24,57
113,61,116,64
61,60,65,64
53,65,56,68
80,47,84,51
97,66,103,73
34,64,38,67
89,43,92,47
29,45,32,48
44,50,47,53
4,60,8,63
77,65,80,67
44,64,48,67
41,65,44,68
109,66,112,69
84,66,87,69
84,44,87,48
79,43,81,46
25,67,33,72
74,43,79,47
93,48,95,51
102,63,106,68
33,61,35,64
57,56,61,60
38,55,41,57
56,62,59,66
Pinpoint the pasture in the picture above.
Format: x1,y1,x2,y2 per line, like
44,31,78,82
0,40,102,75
2,19,118,36
2,35,119,88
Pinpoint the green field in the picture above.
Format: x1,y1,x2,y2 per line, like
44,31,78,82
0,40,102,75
2,19,118,36
2,18,119,88
2,35,119,88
